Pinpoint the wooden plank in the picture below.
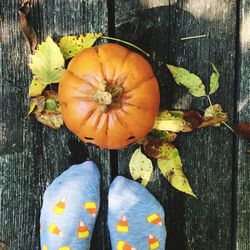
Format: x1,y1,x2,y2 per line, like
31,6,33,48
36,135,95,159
0,0,111,249
235,1,250,249
115,0,236,249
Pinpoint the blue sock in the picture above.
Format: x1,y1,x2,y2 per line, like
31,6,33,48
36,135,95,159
108,176,167,250
40,161,100,250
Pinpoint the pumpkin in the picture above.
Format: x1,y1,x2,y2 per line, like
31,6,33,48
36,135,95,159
58,43,160,149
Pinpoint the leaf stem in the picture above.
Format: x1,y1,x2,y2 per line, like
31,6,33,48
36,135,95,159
206,95,237,135
206,95,213,108
222,121,237,135
101,36,150,57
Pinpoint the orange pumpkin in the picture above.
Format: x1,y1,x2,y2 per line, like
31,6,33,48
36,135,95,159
59,43,160,149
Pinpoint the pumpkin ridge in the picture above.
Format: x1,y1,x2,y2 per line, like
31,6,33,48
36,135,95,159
114,49,131,87
75,109,96,134
115,111,128,129
67,69,97,89
120,106,153,131
93,112,103,130
124,75,155,94
123,102,141,110
63,70,95,91
114,112,134,137
95,46,107,82
103,113,109,148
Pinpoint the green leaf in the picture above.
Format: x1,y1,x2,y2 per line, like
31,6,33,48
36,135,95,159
59,33,103,60
167,64,206,97
157,145,197,198
129,148,153,187
209,63,220,95
45,98,58,111
29,78,47,97
29,36,65,84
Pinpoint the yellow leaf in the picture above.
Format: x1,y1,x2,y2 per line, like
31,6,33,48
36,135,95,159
59,33,103,60
28,101,37,115
157,146,197,198
29,36,65,84
129,148,153,187
29,78,47,97
27,96,45,116
153,110,192,132
204,104,227,127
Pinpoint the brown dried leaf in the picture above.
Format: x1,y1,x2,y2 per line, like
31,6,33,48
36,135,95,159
234,122,250,143
163,131,177,142
18,0,37,53
149,130,177,143
29,90,63,129
183,111,203,129
28,96,45,115
204,104,228,127
143,136,164,158
35,90,63,129
198,116,228,128
35,113,63,129
0,241,7,250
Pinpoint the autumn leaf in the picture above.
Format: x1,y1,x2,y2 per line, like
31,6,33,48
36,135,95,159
209,63,220,95
183,110,203,129
29,78,47,97
29,90,63,129
129,148,153,187
149,130,177,143
59,33,103,59
143,136,164,159
235,122,250,143
167,64,206,97
18,0,37,53
154,110,192,132
28,96,45,115
157,145,197,198
35,113,63,129
29,36,65,84
204,104,228,127
45,98,58,111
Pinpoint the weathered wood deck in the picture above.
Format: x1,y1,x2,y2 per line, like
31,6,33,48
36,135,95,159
0,0,249,249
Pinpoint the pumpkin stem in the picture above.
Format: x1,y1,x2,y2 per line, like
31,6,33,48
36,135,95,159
92,80,123,112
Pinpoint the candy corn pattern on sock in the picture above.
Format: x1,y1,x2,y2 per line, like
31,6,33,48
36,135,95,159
40,161,100,250
108,176,166,250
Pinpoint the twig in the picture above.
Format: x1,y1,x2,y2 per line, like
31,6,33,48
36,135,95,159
181,34,207,41
101,36,150,57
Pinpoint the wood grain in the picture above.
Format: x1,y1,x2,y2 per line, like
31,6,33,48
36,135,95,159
1,0,250,249
235,0,250,249
115,0,236,249
0,0,111,249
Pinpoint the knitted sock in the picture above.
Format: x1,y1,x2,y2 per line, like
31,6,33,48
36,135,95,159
108,176,167,250
40,161,100,250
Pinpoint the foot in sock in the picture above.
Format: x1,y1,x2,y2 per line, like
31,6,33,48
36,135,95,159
108,176,167,250
40,161,100,250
